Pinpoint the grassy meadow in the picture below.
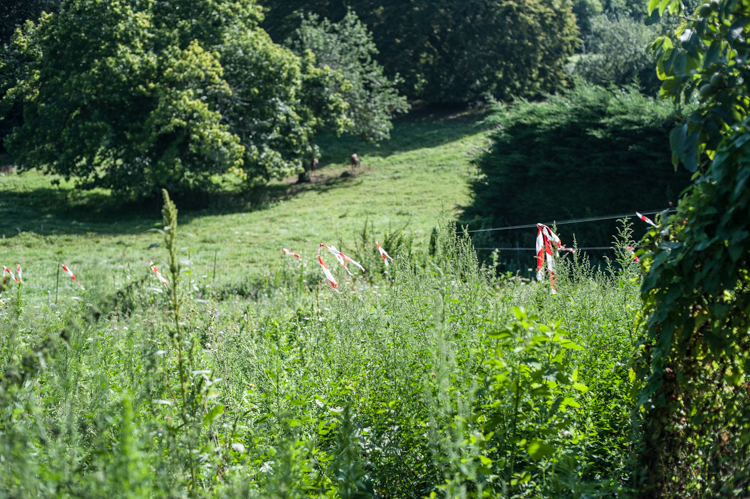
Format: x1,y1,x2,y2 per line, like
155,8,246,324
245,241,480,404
0,108,646,498
0,107,489,305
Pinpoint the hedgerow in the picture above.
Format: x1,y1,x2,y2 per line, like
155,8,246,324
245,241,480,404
462,82,693,250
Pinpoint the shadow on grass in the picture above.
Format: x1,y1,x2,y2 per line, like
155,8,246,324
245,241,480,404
0,173,365,238
0,185,156,237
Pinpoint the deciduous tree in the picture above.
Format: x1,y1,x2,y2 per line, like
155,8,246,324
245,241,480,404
0,0,353,196
261,0,579,102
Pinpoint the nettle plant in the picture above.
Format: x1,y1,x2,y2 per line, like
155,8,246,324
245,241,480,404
484,309,589,491
638,0,750,496
432,308,590,499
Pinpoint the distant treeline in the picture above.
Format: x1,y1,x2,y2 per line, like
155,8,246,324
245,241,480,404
260,0,580,103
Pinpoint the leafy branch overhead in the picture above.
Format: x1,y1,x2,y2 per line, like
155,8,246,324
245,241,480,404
648,0,750,171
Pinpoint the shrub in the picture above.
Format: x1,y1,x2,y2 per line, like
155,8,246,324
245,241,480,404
461,83,693,251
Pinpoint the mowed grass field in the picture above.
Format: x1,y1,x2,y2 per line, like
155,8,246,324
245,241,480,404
0,107,489,303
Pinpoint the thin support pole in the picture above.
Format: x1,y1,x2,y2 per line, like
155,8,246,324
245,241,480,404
55,263,60,304
212,249,218,281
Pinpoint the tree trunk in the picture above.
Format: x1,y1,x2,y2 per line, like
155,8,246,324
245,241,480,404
297,158,317,183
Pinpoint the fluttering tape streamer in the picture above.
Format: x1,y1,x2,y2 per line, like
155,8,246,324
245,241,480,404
376,242,394,266
3,266,18,283
150,262,169,287
636,211,657,228
535,224,573,295
282,248,301,258
62,264,85,290
320,244,365,275
317,255,339,292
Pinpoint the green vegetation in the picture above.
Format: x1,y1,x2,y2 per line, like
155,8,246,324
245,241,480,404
462,83,693,251
289,11,408,144
0,0,404,197
0,185,645,496
0,0,59,45
0,109,487,298
634,0,750,495
1,0,750,495
571,15,661,93
261,0,580,103
569,0,690,96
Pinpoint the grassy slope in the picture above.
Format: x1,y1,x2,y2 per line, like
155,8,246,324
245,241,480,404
0,107,488,302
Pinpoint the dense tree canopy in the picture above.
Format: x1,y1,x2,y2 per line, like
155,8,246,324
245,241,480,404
0,0,60,45
572,15,661,92
0,0,404,197
572,0,646,39
289,11,408,143
1,0,298,195
0,0,61,154
261,0,580,103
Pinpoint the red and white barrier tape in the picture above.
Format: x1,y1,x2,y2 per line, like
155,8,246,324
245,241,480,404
376,242,394,266
318,255,339,292
636,211,657,228
150,262,169,287
535,224,573,294
62,264,84,290
3,266,18,283
320,244,365,275
282,248,301,258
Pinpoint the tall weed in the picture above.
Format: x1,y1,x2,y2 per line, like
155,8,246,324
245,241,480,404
0,205,641,498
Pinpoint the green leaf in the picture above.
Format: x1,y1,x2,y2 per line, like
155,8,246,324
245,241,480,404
572,382,589,393
660,77,681,98
679,29,700,56
683,131,701,173
658,0,673,15
703,40,722,68
646,7,662,24
727,17,750,42
559,339,584,350
670,124,687,161
527,440,555,460
562,397,581,408
204,404,224,425
672,52,687,77
656,47,676,80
